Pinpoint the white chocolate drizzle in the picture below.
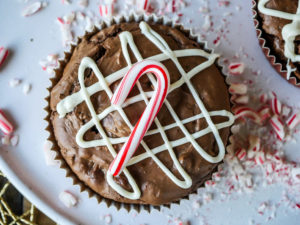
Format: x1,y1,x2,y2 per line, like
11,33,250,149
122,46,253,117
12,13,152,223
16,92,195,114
56,22,234,200
258,0,300,80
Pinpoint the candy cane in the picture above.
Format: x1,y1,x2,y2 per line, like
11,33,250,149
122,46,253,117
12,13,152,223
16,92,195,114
0,47,9,67
109,60,170,176
286,112,300,130
0,110,13,135
270,115,285,141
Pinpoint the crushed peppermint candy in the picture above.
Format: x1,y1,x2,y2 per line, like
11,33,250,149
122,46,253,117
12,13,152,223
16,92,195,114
229,83,247,95
1,136,11,146
202,15,212,32
78,0,88,8
270,92,282,115
235,148,247,161
203,192,213,204
137,0,152,12
61,0,71,5
0,110,14,135
99,2,114,18
22,83,32,95
270,115,285,141
43,140,60,166
0,47,9,67
218,0,230,7
57,17,74,47
231,94,249,105
59,191,78,208
0,134,18,147
291,168,300,182
286,112,300,130
39,54,59,74
21,1,44,17
9,78,22,88
234,107,262,125
228,62,245,75
101,214,112,224
10,135,19,147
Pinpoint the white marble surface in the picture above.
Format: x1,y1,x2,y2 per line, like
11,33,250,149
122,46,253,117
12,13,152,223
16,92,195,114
0,0,300,224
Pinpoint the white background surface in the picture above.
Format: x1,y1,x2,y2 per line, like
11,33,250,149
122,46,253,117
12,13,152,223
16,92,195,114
0,0,300,224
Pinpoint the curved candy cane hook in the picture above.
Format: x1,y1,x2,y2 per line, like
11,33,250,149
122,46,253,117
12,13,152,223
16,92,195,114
109,60,170,176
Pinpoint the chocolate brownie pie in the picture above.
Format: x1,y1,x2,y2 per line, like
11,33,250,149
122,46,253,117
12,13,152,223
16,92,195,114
47,19,234,206
256,0,300,84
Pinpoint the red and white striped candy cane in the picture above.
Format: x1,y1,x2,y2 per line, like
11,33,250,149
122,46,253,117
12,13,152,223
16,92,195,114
109,60,170,176
0,110,13,135
0,47,9,67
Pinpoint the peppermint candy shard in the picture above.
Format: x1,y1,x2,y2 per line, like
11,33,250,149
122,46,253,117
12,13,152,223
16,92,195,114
235,148,247,161
247,135,260,159
286,112,300,130
229,83,247,95
99,3,114,18
270,92,282,115
21,2,42,17
137,0,151,12
0,110,14,135
270,115,285,141
59,191,77,208
43,140,60,166
234,107,262,125
228,62,245,75
0,47,9,67
231,95,249,104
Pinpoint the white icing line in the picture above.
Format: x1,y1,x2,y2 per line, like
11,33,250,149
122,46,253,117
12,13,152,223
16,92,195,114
56,22,234,199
